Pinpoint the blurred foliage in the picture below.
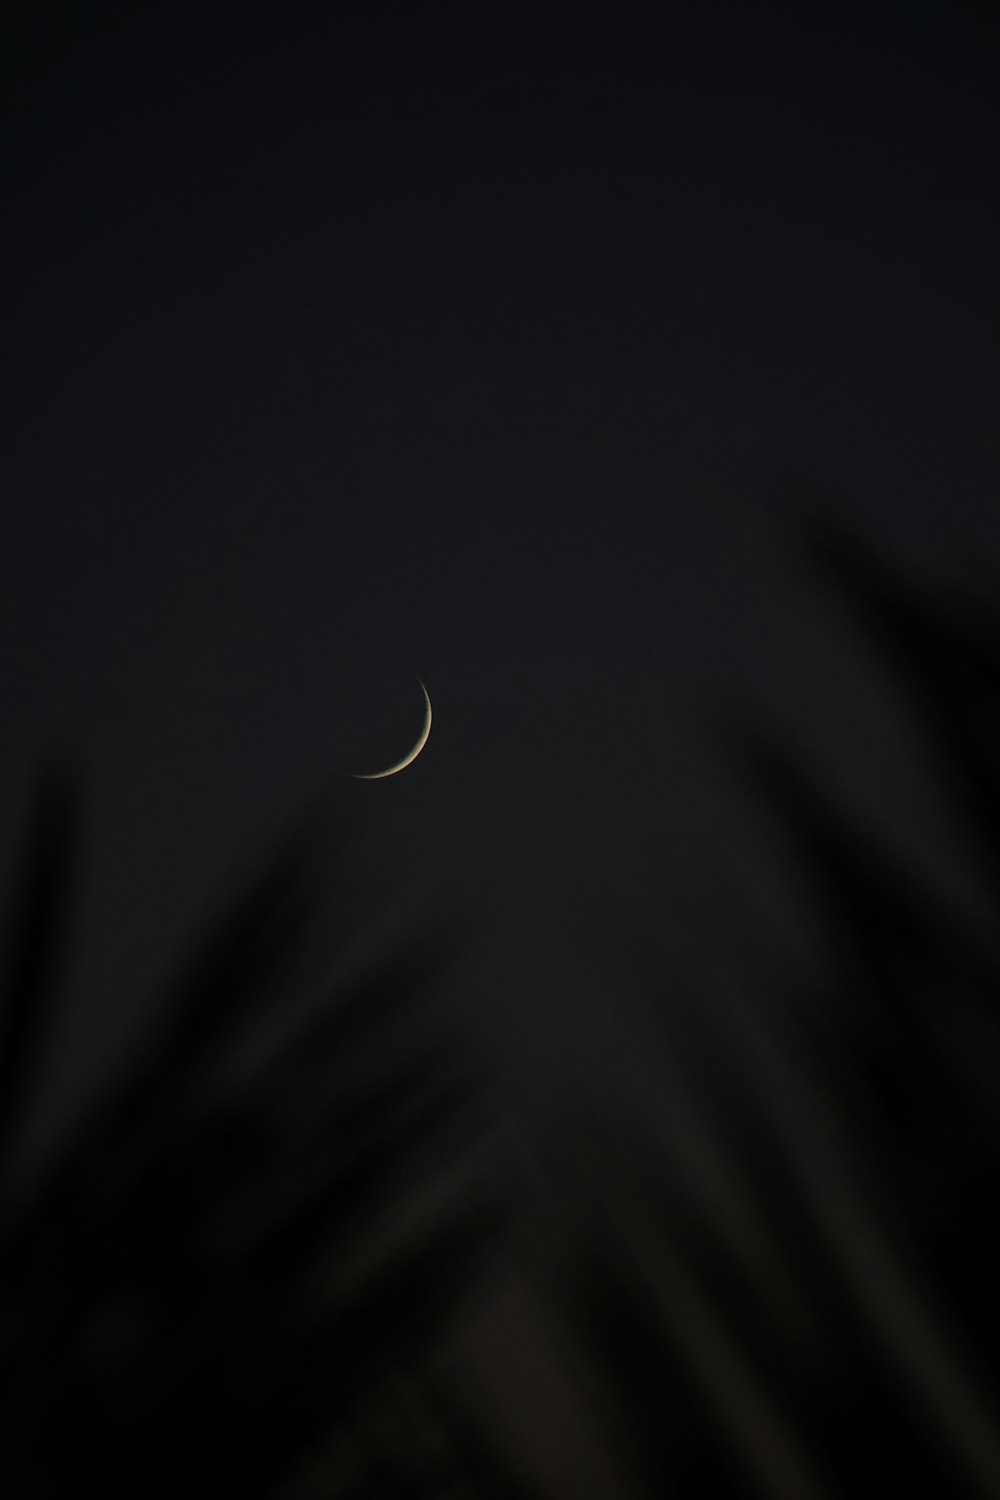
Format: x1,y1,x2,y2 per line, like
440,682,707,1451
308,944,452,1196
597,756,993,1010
554,528,1000,1498
3,525,1000,1496
0,797,521,1497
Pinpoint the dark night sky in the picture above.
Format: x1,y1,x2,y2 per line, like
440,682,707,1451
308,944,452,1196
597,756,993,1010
2,3,999,1162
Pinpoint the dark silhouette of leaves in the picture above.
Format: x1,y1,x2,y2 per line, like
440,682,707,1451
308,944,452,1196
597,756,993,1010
5,518,1000,1497
807,521,1000,889
0,792,518,1499
522,523,1000,1498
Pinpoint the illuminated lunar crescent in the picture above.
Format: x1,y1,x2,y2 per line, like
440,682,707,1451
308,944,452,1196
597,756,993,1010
353,679,432,780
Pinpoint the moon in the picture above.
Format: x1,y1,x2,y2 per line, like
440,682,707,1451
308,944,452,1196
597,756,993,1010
353,679,432,780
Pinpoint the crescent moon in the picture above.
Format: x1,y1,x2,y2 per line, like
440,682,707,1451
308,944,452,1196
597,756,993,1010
353,679,432,780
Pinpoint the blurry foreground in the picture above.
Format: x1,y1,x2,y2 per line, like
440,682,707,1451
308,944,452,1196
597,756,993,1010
3,529,1000,1497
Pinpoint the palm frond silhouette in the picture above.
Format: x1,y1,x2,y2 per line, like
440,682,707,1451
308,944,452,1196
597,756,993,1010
0,797,520,1498
3,522,1000,1497
511,527,1000,1499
